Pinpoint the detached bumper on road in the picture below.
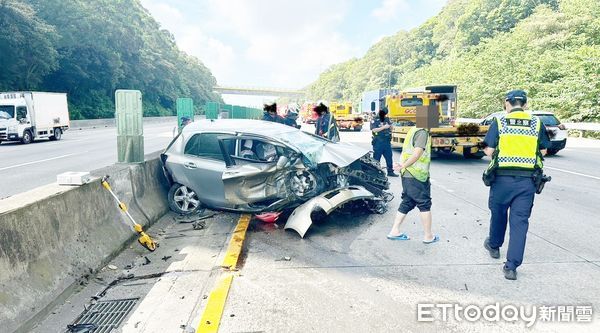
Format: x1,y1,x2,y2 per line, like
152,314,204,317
284,186,375,238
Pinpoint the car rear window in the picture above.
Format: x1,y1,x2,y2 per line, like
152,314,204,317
184,133,224,161
537,115,560,126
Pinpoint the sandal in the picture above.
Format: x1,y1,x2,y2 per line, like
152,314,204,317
423,235,440,244
387,233,410,240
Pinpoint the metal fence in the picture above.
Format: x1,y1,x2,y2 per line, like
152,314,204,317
564,122,600,137
203,102,263,120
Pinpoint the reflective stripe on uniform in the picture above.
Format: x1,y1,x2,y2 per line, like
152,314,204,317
491,111,543,170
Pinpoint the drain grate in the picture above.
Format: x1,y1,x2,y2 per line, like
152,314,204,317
68,298,138,333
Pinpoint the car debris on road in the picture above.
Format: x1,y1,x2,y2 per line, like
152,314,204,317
161,119,394,237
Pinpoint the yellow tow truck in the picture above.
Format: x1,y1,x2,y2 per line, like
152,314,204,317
385,85,489,159
329,101,364,131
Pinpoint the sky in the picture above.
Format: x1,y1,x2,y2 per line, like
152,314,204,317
140,0,447,106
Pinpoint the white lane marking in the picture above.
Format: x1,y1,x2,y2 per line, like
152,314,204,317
545,166,600,180
430,178,454,192
0,153,83,172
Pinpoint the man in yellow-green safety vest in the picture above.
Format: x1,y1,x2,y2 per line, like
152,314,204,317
482,90,550,281
386,125,439,244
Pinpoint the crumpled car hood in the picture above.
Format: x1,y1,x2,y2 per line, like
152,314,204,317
311,142,370,167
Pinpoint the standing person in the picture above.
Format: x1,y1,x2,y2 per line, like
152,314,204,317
173,116,192,136
262,103,284,123
370,106,398,177
482,90,550,280
181,116,192,127
387,125,438,244
284,108,300,129
314,103,340,142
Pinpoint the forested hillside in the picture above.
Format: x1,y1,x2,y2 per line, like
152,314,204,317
0,0,220,119
308,0,600,121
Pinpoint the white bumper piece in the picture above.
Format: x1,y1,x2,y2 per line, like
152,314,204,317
284,186,375,238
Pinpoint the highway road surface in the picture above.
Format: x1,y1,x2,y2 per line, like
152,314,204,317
30,129,600,333
0,122,177,199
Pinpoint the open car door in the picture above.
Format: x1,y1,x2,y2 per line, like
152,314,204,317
218,135,295,205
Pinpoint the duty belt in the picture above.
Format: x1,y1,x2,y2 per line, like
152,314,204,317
495,169,535,177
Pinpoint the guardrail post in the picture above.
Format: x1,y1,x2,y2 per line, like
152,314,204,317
115,90,144,163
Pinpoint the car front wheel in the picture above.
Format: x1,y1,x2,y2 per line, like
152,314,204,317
21,130,33,144
168,183,202,214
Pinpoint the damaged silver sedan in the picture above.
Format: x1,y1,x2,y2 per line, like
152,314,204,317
161,119,392,237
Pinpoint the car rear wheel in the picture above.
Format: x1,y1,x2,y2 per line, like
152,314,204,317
168,183,202,214
49,128,62,141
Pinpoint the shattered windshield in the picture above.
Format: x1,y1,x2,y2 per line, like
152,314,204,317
277,130,330,164
0,105,15,119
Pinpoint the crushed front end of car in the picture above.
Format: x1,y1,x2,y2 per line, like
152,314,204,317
282,152,393,237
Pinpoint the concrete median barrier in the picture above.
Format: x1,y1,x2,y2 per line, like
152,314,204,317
70,116,179,129
0,155,169,333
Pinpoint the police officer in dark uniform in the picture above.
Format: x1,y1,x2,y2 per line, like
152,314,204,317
314,103,340,142
482,90,550,280
262,103,284,123
371,106,399,177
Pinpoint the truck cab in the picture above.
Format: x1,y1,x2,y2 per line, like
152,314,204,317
0,92,69,144
384,85,488,159
329,101,363,131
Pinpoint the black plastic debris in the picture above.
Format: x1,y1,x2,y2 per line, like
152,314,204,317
67,323,97,332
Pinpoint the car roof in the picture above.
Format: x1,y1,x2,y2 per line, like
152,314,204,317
182,119,298,136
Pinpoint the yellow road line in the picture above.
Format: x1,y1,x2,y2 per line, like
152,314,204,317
196,273,234,333
221,214,252,270
196,214,252,332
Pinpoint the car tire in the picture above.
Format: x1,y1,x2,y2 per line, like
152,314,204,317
168,183,202,215
49,128,62,141
21,130,33,144
289,170,319,199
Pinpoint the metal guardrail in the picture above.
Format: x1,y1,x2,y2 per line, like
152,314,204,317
564,122,600,138
564,123,600,131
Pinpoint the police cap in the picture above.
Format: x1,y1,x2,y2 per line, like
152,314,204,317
505,90,528,104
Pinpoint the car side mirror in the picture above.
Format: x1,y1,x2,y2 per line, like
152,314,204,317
19,118,27,124
276,155,289,170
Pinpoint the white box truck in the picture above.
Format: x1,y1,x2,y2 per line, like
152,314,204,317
0,92,70,144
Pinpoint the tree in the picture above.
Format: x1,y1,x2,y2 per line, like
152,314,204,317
0,0,58,90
